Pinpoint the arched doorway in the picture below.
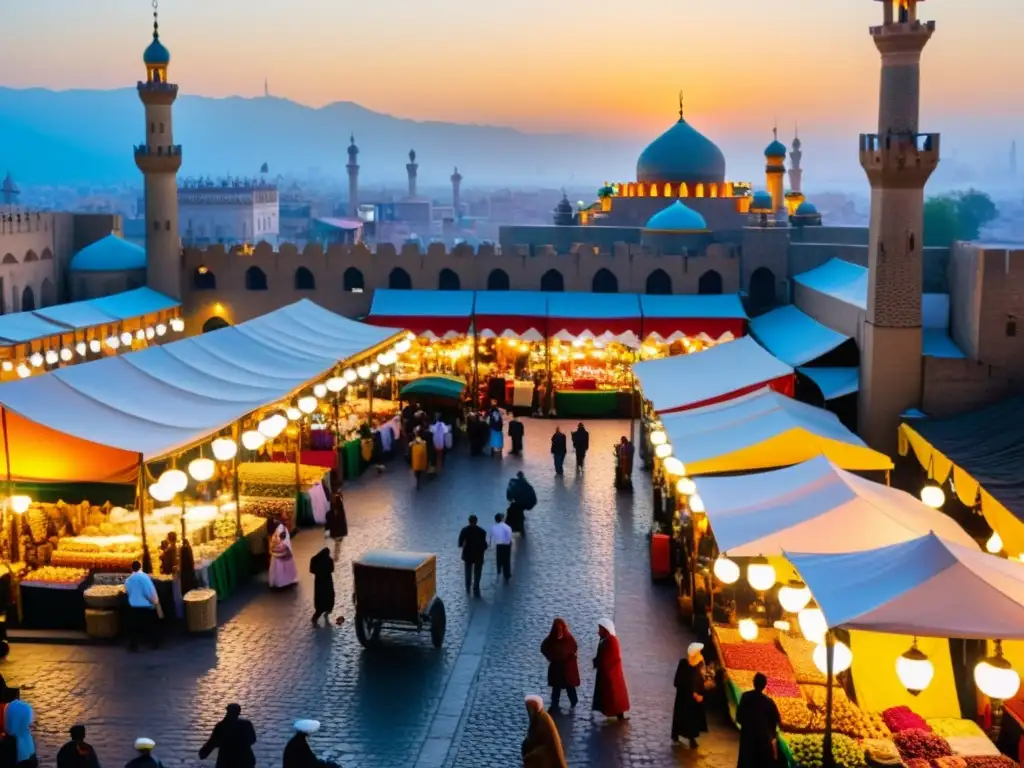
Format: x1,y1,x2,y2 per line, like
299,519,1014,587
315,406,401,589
202,316,230,333
592,268,618,294
343,267,364,292
40,278,56,307
438,268,460,291
748,267,776,314
645,269,672,295
245,266,268,291
698,270,723,295
294,266,316,290
389,267,412,290
487,269,510,291
21,286,35,312
540,269,564,292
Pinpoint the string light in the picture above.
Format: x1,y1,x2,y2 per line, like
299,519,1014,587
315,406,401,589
59,348,73,362
120,332,133,346
156,324,167,336
89,339,101,353
29,353,44,367
44,350,59,365
313,383,328,398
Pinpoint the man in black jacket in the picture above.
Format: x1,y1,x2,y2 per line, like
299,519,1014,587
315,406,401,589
457,515,488,596
571,423,589,472
198,704,256,768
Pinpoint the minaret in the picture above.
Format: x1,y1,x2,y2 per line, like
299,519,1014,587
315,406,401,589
451,166,462,217
764,126,787,218
857,0,940,453
789,129,803,194
346,134,360,217
1,171,19,207
406,149,418,199
135,1,182,300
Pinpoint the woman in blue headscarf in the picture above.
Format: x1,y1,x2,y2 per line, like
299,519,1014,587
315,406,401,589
5,697,37,768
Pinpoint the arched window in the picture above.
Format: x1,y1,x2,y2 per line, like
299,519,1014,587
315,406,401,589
23,250,37,263
40,248,53,261
21,286,35,312
193,266,217,290
645,269,672,295
245,266,268,291
663,183,672,197
389,267,412,290
698,270,723,295
2,254,16,265
679,183,689,198
695,183,705,198
40,278,55,308
748,267,776,313
487,268,510,291
202,316,230,334
637,183,646,198
438,268,460,291
709,183,718,198
592,268,618,294
294,266,316,290
343,267,364,292
649,185,659,198
540,269,564,292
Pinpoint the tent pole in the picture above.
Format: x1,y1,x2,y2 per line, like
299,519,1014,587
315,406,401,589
823,631,836,768
885,469,891,487
1,407,16,564
545,337,552,415
472,328,480,408
232,422,242,539
368,373,374,428
136,455,152,574
629,347,637,445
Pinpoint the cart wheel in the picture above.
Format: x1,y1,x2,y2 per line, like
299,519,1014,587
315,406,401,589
429,598,446,649
355,612,381,647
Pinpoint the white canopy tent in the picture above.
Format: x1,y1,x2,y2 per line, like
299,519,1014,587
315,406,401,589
787,533,1024,639
633,336,794,414
694,456,977,556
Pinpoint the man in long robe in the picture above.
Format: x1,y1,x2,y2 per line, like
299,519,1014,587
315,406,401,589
735,672,782,767
521,696,567,768
198,704,256,768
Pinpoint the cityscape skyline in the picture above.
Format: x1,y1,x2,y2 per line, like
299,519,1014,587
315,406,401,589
0,0,1020,140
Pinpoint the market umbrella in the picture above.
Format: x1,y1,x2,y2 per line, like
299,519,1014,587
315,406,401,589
399,375,467,401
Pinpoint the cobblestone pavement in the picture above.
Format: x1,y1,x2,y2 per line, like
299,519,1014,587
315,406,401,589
5,419,738,768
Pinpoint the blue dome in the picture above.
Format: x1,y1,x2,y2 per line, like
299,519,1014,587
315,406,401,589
70,234,146,272
644,200,708,232
750,191,774,211
795,201,819,216
144,35,170,65
764,139,787,158
637,117,726,185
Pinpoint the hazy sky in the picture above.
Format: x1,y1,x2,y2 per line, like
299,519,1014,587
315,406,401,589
1,0,1021,141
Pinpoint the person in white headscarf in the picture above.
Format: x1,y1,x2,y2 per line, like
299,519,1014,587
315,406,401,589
672,641,709,748
268,524,299,589
521,695,567,768
283,720,336,768
592,618,630,720
125,738,162,768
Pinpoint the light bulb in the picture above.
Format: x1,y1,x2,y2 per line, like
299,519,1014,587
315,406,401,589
689,493,705,513
211,437,237,461
747,561,777,591
313,383,328,398
343,368,357,382
897,640,935,696
44,350,58,365
987,531,1004,554
120,332,133,346
241,430,265,451
148,482,175,503
920,483,945,509
975,642,1021,700
738,618,759,642
29,353,43,368
158,469,188,493
0,361,11,372
156,323,167,337
106,336,120,350
16,364,30,378
357,365,371,380
258,416,285,439
778,582,812,614
798,608,828,645
773,620,791,633
145,327,155,340
713,556,740,585
655,443,672,459
286,407,302,421
89,339,101,353
370,361,380,373
650,430,667,446
662,457,685,476
298,396,318,414
188,458,216,482
813,641,853,675
59,348,73,362
676,477,696,496
9,495,31,514
326,377,346,393
395,339,411,354
170,318,185,332
136,329,146,341
75,342,87,357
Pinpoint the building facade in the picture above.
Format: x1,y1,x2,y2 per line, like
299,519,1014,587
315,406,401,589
179,178,280,248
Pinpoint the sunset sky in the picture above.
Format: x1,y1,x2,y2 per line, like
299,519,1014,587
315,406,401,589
1,0,1020,142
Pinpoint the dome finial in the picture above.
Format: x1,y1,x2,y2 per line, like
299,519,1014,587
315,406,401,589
678,90,684,121
152,0,159,40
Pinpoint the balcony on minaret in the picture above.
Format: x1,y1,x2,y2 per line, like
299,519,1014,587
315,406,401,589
870,0,934,46
135,144,183,174
859,132,939,185
137,80,179,106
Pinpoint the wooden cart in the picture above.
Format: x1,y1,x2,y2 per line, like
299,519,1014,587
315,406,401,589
352,550,446,648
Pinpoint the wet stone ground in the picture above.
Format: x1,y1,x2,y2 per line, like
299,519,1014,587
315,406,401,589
6,419,738,768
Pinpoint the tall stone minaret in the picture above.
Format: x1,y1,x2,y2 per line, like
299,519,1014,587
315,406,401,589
346,134,360,217
789,129,803,195
857,0,940,453
406,149,418,199
136,1,182,300
764,127,787,218
451,166,462,217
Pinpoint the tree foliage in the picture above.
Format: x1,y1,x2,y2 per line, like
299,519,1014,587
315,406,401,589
923,189,998,246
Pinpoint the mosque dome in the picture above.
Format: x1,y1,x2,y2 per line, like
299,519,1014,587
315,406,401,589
764,138,787,158
70,234,146,272
644,200,708,232
795,201,818,216
636,116,726,185
144,34,170,66
750,190,774,212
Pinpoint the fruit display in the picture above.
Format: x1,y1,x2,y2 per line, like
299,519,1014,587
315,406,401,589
927,719,988,739
964,756,1020,767
785,732,866,768
51,550,138,572
808,698,890,740
772,695,813,730
57,535,141,554
714,624,777,646
884,706,932,734
20,565,89,586
861,738,901,765
238,462,326,498
933,758,968,768
893,728,953,761
720,642,796,679
240,496,295,520
801,684,848,707
728,670,802,698
84,584,125,609
779,634,829,684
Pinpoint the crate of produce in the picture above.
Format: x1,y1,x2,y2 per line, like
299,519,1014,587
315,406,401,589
84,584,125,610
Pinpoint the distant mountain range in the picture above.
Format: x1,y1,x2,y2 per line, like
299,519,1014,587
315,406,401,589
0,87,640,188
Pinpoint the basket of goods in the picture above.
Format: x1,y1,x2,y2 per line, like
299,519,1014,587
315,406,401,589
84,584,125,610
20,566,89,588
84,608,119,639
785,732,867,768
183,588,217,633
779,633,829,684
771,696,813,731
238,463,325,499
893,729,953,762
883,706,932,734
861,738,901,767
239,497,295,520
720,642,796,679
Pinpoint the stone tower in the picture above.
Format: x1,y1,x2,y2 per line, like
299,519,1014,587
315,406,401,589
136,3,182,300
406,149,418,199
346,135,360,217
789,130,803,194
451,166,462,217
857,0,940,453
1,171,19,207
764,128,787,217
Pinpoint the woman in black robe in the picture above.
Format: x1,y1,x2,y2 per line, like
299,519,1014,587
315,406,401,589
672,642,708,747
736,672,782,767
283,722,336,768
309,548,335,626
324,492,348,559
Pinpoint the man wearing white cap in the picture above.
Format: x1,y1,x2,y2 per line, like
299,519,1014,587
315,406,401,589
521,695,566,768
125,738,163,768
672,642,708,748
283,720,337,768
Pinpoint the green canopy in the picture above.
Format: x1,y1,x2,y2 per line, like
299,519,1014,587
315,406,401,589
400,375,467,400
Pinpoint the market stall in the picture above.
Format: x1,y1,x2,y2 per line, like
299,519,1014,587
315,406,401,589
633,336,795,415
473,291,547,411
638,294,747,348
749,304,856,368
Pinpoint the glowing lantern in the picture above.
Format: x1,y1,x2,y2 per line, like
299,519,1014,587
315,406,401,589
747,560,777,591
298,396,318,415
170,318,185,332
158,469,188,493
688,494,705,514
813,641,853,675
286,407,302,421
655,443,673,459
148,483,175,503
773,620,791,633
136,329,146,341
89,339,101,353
357,365,371,380
120,332,133,346
44,350,59,365
920,483,945,509
650,430,667,446
241,430,265,451
798,607,828,645
76,342,87,356
778,582,812,614
9,495,32,514
211,438,237,462
29,353,43,368
975,641,1021,700
188,458,216,482
326,377,346,393
395,339,411,353
156,323,167,336
738,618,759,642
713,556,740,585
16,365,30,379
676,477,696,496
987,532,1004,555
0,362,10,372
106,336,120,350
59,348,73,362
343,368,358,383
313,383,328,398
662,457,685,477
145,327,155,340
258,415,286,439
896,638,935,696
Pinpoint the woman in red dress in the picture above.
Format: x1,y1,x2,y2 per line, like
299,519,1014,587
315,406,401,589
591,618,630,720
541,618,581,711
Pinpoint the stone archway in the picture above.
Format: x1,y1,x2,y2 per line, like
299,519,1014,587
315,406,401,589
698,270,723,295
645,269,672,295
540,269,564,292
40,278,56,307
21,285,35,312
389,267,412,290
748,267,776,314
592,268,618,294
202,316,230,333
487,269,510,291
438,268,460,291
